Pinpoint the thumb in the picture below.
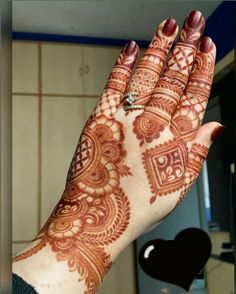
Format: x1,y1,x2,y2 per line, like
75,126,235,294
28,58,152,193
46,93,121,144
180,122,225,201
192,121,226,148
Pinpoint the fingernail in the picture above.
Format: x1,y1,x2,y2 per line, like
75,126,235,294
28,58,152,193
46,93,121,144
187,10,202,28
200,37,213,53
162,19,177,36
124,40,137,56
211,125,226,141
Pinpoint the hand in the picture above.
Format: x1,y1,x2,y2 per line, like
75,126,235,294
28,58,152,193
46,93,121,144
13,10,223,294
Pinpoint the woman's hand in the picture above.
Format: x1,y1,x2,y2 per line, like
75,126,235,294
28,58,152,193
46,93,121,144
13,10,223,294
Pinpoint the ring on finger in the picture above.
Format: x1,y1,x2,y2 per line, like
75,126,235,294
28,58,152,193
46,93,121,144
123,91,145,110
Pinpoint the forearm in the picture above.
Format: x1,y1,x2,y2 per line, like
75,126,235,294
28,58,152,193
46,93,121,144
12,186,134,294
13,240,90,294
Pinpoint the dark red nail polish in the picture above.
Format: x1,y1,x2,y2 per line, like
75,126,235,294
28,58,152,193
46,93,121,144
211,125,226,141
162,19,177,36
200,37,213,53
187,10,202,28
124,40,137,56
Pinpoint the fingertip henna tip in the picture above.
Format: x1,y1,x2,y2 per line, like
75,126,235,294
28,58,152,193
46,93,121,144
211,125,226,141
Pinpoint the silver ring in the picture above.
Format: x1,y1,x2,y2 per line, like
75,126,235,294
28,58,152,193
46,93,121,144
124,105,145,110
125,92,137,105
123,91,144,111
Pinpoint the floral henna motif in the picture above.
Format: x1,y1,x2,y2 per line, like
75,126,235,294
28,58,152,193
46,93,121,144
133,111,166,146
13,115,131,294
142,138,188,204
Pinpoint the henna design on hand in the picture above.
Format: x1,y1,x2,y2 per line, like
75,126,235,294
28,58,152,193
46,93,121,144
179,143,209,202
133,11,205,146
126,19,178,106
171,38,215,141
94,41,139,119
14,114,131,294
13,11,217,294
142,138,187,204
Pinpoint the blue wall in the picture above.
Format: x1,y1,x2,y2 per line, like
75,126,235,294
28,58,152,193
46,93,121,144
204,1,236,62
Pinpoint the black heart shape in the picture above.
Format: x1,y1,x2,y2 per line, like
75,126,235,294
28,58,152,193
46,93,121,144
139,227,212,291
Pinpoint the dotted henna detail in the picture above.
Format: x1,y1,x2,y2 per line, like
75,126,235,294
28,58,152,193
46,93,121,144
142,138,188,204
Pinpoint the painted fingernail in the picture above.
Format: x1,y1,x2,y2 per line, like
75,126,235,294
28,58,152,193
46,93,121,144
187,10,202,28
124,40,137,56
211,125,226,141
162,19,177,36
200,37,213,53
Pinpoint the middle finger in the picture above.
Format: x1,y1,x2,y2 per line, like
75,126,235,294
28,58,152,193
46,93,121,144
125,18,178,106
148,10,205,121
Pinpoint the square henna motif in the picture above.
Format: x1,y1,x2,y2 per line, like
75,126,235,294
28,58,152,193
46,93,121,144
142,139,187,199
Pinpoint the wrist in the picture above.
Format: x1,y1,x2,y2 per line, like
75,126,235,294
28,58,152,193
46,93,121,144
13,184,132,293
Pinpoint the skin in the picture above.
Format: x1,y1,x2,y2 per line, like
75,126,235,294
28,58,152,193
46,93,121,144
13,10,222,294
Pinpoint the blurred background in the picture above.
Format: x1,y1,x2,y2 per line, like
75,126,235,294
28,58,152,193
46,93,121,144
12,1,235,293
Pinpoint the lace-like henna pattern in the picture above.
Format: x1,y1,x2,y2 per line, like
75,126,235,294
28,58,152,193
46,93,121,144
142,138,188,204
171,50,215,141
126,21,176,106
133,16,205,145
13,115,131,294
93,46,137,118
